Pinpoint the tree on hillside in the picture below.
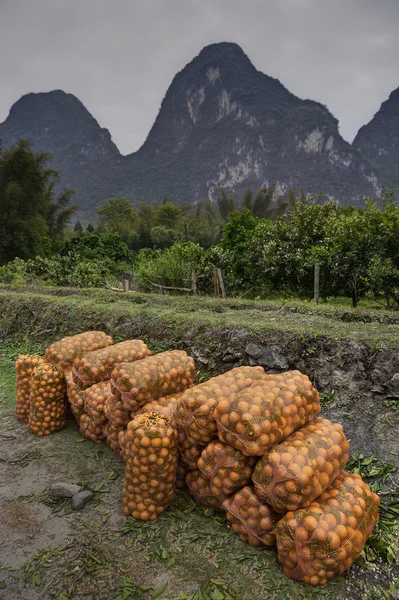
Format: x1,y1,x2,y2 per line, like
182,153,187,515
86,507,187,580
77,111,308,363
0,139,76,264
217,189,235,221
97,196,138,247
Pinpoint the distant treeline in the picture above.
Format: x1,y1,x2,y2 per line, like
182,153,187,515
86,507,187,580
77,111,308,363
1,139,398,308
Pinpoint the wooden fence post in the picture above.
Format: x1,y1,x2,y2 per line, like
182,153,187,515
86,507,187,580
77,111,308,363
217,268,226,299
214,269,220,297
314,264,320,304
123,279,129,293
191,271,197,295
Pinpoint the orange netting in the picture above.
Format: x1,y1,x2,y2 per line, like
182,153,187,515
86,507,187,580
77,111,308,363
276,471,380,586
215,371,320,456
84,381,111,426
123,410,178,520
252,417,349,513
65,371,84,421
73,340,151,388
28,362,66,436
103,392,132,454
137,392,183,419
185,469,228,510
15,354,41,422
45,331,113,371
112,351,195,412
79,413,105,443
175,366,267,445
223,486,279,548
197,441,257,496
178,431,204,470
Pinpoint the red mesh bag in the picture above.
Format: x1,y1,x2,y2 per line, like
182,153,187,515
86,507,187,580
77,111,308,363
252,417,349,513
112,351,195,411
215,370,320,456
28,362,66,436
176,460,188,490
73,340,151,388
84,381,111,426
175,366,267,445
15,354,41,422
197,441,257,496
178,431,204,470
65,371,84,421
185,469,228,510
45,331,113,372
123,410,178,520
276,471,380,586
79,413,105,443
223,486,279,548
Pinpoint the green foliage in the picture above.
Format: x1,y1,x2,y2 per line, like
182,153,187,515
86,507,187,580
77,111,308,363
97,196,138,247
0,139,76,264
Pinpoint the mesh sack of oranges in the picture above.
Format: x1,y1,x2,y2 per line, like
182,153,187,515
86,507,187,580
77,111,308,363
176,460,188,489
198,440,257,496
178,430,204,470
80,412,105,443
252,417,349,513
104,393,132,454
103,422,123,454
276,471,380,586
223,486,279,548
45,331,113,372
138,392,183,419
16,354,41,422
65,371,84,421
175,366,267,446
112,351,195,412
185,469,228,510
118,428,128,458
215,370,320,456
73,340,151,389
123,410,178,520
28,361,66,436
84,381,111,426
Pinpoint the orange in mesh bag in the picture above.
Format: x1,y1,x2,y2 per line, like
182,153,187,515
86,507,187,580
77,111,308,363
215,370,320,456
223,486,279,548
80,413,105,443
178,430,204,470
28,362,66,436
84,381,111,426
65,371,84,421
45,331,113,371
175,366,267,446
15,354,41,422
123,410,178,520
252,417,350,513
197,441,257,496
112,351,195,412
73,339,151,388
185,469,228,510
276,471,380,586
104,393,132,454
138,392,183,419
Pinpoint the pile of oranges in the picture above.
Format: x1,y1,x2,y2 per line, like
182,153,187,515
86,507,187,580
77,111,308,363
15,332,380,587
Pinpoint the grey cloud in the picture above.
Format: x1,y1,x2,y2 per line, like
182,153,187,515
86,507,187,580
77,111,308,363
0,0,398,154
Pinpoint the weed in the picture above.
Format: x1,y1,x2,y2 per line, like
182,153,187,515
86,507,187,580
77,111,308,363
320,389,335,408
24,548,63,585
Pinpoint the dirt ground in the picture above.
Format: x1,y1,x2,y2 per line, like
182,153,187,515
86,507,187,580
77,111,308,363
0,405,398,600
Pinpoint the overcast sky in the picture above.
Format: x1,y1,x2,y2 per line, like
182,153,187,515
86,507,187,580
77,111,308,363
0,0,398,154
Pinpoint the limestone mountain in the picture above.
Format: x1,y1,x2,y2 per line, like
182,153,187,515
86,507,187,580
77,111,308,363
0,43,385,220
354,87,399,193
